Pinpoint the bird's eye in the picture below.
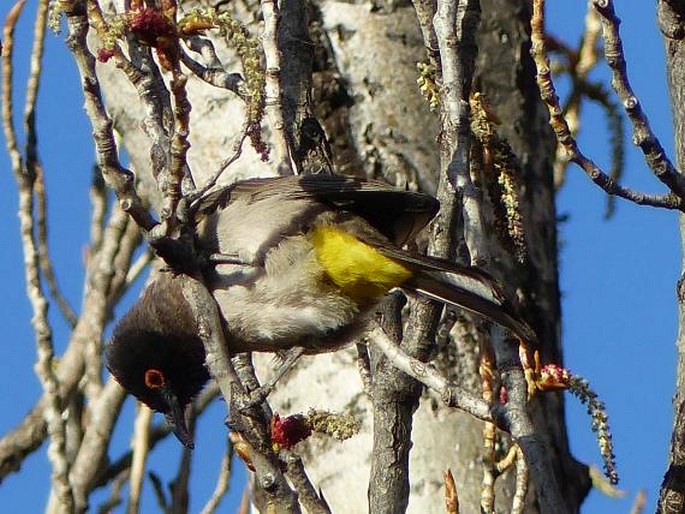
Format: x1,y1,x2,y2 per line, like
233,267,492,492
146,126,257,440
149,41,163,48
144,368,166,390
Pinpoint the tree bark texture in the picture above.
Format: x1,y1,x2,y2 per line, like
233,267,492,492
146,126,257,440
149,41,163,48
657,1,685,512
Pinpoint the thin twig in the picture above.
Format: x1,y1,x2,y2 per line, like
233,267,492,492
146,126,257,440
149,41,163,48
629,488,646,514
65,0,157,231
530,0,685,211
365,325,491,421
200,439,234,514
3,2,74,510
591,0,685,198
170,446,193,514
260,0,293,174
97,469,130,514
127,405,153,514
35,164,79,326
511,448,528,514
87,169,107,260
180,40,245,95
189,129,248,203
124,250,154,287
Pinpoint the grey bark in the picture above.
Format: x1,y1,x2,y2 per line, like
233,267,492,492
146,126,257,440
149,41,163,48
657,1,685,512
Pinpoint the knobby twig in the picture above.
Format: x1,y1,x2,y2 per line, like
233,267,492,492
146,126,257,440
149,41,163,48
64,0,157,231
260,0,293,174
26,0,79,328
511,448,528,514
530,0,685,211
365,326,491,421
3,2,74,510
479,346,496,512
551,4,601,188
178,275,299,513
591,0,685,198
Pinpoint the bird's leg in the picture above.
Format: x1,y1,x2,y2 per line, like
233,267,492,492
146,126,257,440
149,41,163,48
239,347,306,411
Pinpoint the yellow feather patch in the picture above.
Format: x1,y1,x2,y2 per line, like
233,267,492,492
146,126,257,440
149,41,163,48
309,226,413,303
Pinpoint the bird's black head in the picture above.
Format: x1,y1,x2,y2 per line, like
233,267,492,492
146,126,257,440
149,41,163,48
106,275,211,448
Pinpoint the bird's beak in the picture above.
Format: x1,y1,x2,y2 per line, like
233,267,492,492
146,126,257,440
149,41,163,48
161,387,194,449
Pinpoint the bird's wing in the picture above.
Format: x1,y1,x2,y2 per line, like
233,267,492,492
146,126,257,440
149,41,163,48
362,241,536,343
193,175,439,246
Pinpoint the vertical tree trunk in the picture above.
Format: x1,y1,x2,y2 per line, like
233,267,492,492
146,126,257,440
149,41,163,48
657,2,685,511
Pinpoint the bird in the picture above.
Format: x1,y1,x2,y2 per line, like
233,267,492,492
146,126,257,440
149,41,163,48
106,174,536,447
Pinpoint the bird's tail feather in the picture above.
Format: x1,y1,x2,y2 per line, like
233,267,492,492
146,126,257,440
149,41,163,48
405,271,537,343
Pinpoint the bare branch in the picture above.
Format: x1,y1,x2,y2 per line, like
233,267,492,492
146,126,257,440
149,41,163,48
178,275,299,512
180,39,245,94
490,328,568,514
64,0,157,231
199,439,234,514
283,453,331,514
69,379,127,513
365,325,491,421
260,0,293,174
530,0,685,211
127,405,153,514
591,0,685,198
433,0,484,263
3,2,74,509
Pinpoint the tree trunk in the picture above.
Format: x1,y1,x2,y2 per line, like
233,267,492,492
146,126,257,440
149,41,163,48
657,1,685,511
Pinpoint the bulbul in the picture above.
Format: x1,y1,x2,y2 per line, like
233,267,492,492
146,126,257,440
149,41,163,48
106,174,535,447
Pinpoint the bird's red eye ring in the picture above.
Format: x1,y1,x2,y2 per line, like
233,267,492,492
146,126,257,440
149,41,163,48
144,368,166,389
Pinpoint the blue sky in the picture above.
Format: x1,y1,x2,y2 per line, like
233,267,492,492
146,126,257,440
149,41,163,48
0,1,678,512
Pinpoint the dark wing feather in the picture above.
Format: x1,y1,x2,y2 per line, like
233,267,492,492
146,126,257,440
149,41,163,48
360,241,536,343
406,272,537,343
193,175,439,246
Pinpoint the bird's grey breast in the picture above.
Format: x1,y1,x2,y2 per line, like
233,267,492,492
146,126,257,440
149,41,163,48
195,194,324,264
